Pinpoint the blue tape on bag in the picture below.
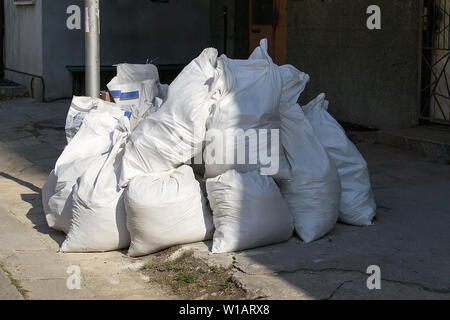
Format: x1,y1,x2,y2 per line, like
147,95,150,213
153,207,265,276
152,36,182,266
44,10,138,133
120,91,139,100
109,90,121,98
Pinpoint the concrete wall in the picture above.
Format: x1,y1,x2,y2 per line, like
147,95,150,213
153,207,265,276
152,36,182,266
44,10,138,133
209,0,249,59
5,0,211,101
41,0,211,100
4,0,44,100
287,0,422,129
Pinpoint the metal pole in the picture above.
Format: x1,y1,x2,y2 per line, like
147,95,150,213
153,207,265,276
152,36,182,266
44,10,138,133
85,0,100,98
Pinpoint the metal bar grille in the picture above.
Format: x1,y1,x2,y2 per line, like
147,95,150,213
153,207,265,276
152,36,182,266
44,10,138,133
421,0,450,124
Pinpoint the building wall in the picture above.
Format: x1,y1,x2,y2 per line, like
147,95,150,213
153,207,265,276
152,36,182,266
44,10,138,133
4,0,44,99
5,0,211,101
287,0,422,129
41,0,211,100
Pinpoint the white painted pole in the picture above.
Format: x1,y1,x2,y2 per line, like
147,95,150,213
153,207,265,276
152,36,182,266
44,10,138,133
85,0,100,98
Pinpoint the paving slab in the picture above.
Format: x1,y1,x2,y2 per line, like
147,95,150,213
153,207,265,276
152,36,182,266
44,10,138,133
0,268,24,300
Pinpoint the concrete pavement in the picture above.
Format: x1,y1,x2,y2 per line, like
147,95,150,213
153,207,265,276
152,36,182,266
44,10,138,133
0,98,449,300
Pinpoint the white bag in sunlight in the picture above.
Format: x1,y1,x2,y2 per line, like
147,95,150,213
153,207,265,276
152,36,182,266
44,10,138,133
60,117,131,252
107,63,163,130
206,170,293,253
125,165,214,257
277,66,341,243
45,110,123,233
65,96,101,144
120,48,223,187
116,63,159,84
64,96,129,144
204,39,283,179
107,63,159,103
303,94,376,226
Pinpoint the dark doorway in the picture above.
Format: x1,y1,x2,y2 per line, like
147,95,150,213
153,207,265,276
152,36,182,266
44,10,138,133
249,0,286,64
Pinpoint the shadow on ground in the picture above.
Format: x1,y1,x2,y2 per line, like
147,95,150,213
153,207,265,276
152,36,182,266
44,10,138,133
0,172,65,247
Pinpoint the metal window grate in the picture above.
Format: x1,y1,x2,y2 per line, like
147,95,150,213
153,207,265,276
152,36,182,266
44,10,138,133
421,0,450,125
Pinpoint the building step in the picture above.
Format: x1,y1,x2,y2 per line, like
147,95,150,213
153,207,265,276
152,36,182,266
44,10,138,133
0,79,29,100
348,125,450,162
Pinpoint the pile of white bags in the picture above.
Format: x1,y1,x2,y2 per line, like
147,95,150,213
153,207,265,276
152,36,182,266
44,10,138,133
303,94,376,226
42,39,376,256
125,165,213,257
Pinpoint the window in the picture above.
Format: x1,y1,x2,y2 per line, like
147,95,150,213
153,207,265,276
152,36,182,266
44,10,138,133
13,0,36,5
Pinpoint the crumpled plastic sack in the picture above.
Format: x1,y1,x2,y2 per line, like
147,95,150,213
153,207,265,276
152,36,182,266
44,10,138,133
125,165,214,257
119,48,223,187
277,65,341,243
64,97,134,144
303,94,376,226
44,108,126,233
60,117,131,252
206,170,293,253
65,96,103,144
204,39,283,178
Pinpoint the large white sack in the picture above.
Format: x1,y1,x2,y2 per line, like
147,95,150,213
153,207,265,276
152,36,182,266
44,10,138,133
125,165,214,257
303,94,376,226
45,109,124,233
273,65,310,180
119,48,222,187
206,170,293,253
60,118,131,252
277,66,341,243
204,39,283,178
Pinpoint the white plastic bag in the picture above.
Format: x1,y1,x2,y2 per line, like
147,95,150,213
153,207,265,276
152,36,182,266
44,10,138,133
107,63,163,130
45,109,124,233
116,63,159,84
64,96,131,144
206,170,293,253
303,94,376,226
60,117,131,252
65,96,101,144
277,66,341,243
107,63,159,103
122,79,160,130
120,48,222,187
273,65,310,180
204,39,283,178
125,165,214,257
